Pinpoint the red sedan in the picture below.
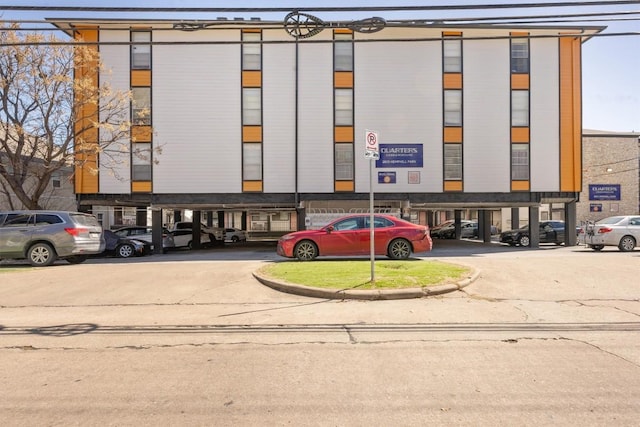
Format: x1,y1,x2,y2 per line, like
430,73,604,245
277,214,433,261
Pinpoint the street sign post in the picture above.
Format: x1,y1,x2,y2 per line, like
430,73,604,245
365,130,378,285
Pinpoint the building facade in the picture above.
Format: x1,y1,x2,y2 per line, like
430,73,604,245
53,17,603,245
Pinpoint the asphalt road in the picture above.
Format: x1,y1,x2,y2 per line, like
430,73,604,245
1,240,639,426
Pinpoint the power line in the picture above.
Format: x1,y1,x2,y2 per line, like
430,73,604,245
1,1,640,13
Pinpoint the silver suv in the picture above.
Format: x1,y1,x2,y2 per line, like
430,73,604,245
0,211,105,266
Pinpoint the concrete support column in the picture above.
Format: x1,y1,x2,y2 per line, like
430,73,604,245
565,201,577,246
192,210,202,250
528,206,540,248
480,210,492,242
152,209,163,255
174,210,182,223
297,207,306,231
217,211,224,228
454,209,463,239
136,208,147,226
511,207,520,230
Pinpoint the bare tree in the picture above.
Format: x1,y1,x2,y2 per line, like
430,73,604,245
1,24,149,210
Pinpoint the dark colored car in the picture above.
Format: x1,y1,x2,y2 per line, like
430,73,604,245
102,229,151,258
431,220,476,239
500,220,566,247
277,214,432,261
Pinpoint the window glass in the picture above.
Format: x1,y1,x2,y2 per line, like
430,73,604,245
511,38,529,73
334,33,353,71
132,143,152,180
444,144,462,180
511,144,529,180
243,88,262,125
364,216,394,228
335,144,354,180
333,217,362,231
512,90,529,126
335,89,353,126
242,32,261,71
444,90,462,126
243,143,262,180
35,214,63,225
443,39,461,73
131,31,151,69
3,214,32,227
132,87,151,125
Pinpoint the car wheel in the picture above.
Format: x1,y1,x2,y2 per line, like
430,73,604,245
232,235,240,243
187,240,193,250
618,236,636,252
388,238,412,260
517,235,530,247
294,240,318,261
116,243,135,258
66,255,88,264
27,242,57,267
589,244,604,251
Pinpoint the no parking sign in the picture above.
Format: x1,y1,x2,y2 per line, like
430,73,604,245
365,130,379,159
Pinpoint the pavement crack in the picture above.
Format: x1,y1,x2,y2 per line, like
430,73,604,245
559,337,640,368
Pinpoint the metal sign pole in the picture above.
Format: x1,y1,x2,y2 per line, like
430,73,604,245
369,158,375,285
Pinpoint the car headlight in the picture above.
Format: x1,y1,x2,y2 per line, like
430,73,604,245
279,234,297,241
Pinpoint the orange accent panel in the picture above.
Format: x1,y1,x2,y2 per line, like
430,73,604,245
334,71,353,88
443,31,462,37
74,28,99,194
511,74,529,89
443,73,462,89
511,127,530,143
242,29,261,33
335,181,354,192
444,181,463,192
511,180,530,191
242,71,261,87
510,32,529,37
131,126,152,142
131,69,151,87
132,181,152,193
559,37,582,192
243,126,262,142
243,181,263,192
334,29,353,34
444,127,463,143
335,127,354,143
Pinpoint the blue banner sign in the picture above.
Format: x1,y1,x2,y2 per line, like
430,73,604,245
589,184,621,201
378,172,396,184
376,144,423,168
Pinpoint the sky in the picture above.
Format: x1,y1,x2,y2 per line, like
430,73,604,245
1,0,639,132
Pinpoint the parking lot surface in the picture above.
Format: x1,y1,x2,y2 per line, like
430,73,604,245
1,240,639,425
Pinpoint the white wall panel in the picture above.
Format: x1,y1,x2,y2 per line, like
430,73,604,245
297,42,334,193
463,39,511,192
98,30,130,193
263,42,296,193
355,41,442,193
152,30,241,193
530,38,560,191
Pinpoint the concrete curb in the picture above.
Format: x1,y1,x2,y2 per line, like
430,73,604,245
252,265,480,300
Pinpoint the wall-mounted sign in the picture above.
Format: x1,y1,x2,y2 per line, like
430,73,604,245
375,144,423,168
589,184,621,201
378,172,396,184
590,203,603,212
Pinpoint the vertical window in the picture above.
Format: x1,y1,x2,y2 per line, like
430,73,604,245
443,39,461,73
242,88,262,125
51,173,61,188
335,89,353,126
335,144,354,180
132,143,152,180
511,90,529,126
444,90,462,126
243,143,262,180
131,31,151,69
511,144,529,180
444,144,462,180
334,33,353,71
511,38,529,73
132,87,151,125
242,32,261,70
